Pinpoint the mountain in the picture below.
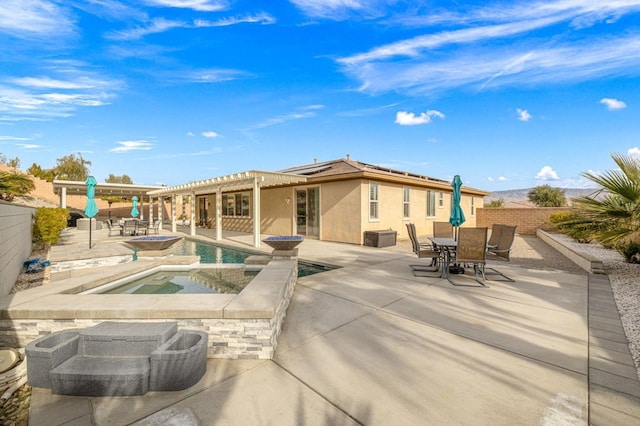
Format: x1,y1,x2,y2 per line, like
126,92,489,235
485,187,602,206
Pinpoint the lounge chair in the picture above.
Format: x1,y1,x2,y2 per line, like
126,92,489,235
485,225,517,282
433,221,454,238
449,227,488,286
406,223,443,275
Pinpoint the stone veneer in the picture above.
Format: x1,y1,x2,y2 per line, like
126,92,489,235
0,257,298,360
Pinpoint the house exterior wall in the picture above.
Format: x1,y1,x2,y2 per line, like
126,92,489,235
261,187,296,235
319,180,362,244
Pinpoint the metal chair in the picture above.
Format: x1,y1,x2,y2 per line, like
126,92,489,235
487,224,506,249
406,223,443,275
448,227,488,286
433,221,454,238
122,220,137,236
485,225,517,282
105,220,122,237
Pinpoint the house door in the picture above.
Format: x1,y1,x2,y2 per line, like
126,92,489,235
296,187,319,238
198,198,208,226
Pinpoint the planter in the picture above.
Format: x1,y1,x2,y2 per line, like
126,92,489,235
262,236,304,251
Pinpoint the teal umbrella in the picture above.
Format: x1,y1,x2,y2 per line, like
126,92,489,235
449,174,466,234
84,176,99,249
131,196,139,218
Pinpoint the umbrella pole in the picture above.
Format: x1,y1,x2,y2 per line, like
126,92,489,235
89,218,92,249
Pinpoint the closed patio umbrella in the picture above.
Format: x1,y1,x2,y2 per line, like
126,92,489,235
84,176,99,249
131,195,139,218
449,175,466,273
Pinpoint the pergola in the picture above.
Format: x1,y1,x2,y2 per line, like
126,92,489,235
147,170,307,247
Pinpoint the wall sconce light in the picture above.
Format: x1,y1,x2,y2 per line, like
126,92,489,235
285,197,291,204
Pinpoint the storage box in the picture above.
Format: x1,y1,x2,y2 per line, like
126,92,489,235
364,230,397,248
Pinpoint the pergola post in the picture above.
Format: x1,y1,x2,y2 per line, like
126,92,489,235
215,187,222,241
149,197,154,224
158,197,164,230
190,191,196,236
60,187,67,208
253,177,260,248
171,195,177,233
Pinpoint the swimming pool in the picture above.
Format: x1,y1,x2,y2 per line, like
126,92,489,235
171,239,337,277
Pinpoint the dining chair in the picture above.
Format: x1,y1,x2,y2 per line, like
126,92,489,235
433,221,454,238
406,223,443,275
448,227,488,286
487,224,506,249
485,225,517,282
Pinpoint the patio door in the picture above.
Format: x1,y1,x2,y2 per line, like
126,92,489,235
198,197,208,226
296,187,319,238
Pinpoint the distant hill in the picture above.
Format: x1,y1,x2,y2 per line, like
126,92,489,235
485,187,603,206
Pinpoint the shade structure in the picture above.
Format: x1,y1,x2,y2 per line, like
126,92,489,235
131,195,139,218
84,176,99,218
449,174,466,231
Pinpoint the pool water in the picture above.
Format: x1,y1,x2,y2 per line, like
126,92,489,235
171,239,336,277
99,268,257,295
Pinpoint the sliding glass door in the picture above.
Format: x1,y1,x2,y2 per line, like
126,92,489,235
296,187,319,238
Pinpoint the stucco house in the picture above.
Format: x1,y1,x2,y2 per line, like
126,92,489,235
149,156,489,246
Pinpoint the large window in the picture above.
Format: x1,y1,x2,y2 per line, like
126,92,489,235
222,192,250,217
403,187,410,218
426,190,436,217
369,182,379,220
471,196,475,215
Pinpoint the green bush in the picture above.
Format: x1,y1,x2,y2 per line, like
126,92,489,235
617,241,640,263
34,207,69,245
548,211,598,243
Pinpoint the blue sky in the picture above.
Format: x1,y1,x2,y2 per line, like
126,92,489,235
1,1,640,192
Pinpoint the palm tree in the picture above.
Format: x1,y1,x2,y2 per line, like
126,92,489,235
0,172,35,201
572,153,640,245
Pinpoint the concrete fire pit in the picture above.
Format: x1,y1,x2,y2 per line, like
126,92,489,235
126,236,183,251
262,236,304,251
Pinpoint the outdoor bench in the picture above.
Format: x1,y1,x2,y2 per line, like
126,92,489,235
26,321,207,396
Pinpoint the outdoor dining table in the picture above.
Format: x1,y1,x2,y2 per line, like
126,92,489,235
429,237,458,278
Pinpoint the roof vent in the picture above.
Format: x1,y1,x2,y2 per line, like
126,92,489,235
346,153,351,160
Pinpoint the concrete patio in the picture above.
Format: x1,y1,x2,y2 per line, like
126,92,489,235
26,227,640,425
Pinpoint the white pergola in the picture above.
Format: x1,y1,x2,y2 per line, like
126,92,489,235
147,170,307,247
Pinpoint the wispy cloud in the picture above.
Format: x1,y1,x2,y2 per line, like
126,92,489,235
16,143,43,149
290,0,384,20
395,110,444,126
535,165,560,181
488,176,508,182
110,140,154,153
337,2,640,95
517,108,532,121
600,97,627,110
202,131,219,138
253,105,325,129
194,13,276,27
0,0,76,39
106,17,187,41
142,0,229,12
0,135,31,141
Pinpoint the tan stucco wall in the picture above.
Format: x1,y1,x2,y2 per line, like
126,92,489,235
261,187,296,235
319,180,362,244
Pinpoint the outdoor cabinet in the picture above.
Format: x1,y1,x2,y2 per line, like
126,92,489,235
364,230,397,248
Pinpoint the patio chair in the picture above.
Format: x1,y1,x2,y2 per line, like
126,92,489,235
406,223,443,275
487,224,506,249
122,220,137,236
147,221,160,234
449,227,488,287
105,220,123,237
135,220,148,236
433,221,454,238
485,225,517,282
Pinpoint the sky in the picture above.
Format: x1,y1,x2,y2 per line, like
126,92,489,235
1,0,640,192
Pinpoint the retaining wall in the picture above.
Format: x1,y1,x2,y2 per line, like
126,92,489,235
0,202,34,296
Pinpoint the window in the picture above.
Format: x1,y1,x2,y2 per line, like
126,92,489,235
471,197,475,215
369,182,379,220
222,192,250,217
403,187,410,218
426,190,436,217
438,191,444,208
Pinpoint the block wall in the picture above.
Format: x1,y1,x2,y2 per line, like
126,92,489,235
0,202,34,296
477,207,572,235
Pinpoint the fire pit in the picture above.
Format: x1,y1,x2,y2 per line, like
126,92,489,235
262,236,304,251
126,236,183,251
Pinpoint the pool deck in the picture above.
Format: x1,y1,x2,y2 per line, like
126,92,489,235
24,227,640,424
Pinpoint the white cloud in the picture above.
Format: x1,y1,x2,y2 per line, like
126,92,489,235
142,0,229,12
517,108,532,122
535,166,560,181
0,135,31,141
290,0,378,20
395,110,445,126
194,13,276,27
253,106,323,129
202,131,219,138
337,2,640,95
106,17,187,41
187,132,195,137
16,143,42,149
110,140,154,153
0,0,75,39
600,97,627,110
487,176,508,182
628,147,640,161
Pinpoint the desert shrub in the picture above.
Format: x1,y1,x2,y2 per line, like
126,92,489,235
617,241,640,263
34,207,69,245
548,211,600,243
484,198,504,208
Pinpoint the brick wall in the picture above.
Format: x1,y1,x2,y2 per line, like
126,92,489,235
477,207,572,235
